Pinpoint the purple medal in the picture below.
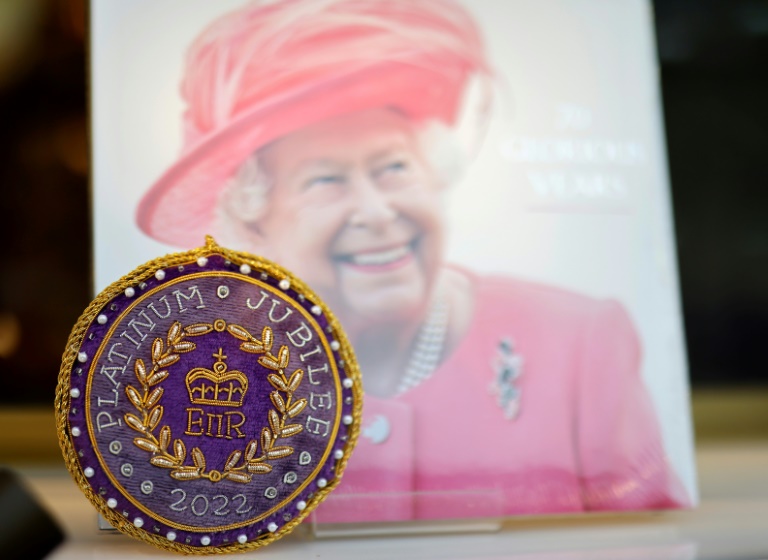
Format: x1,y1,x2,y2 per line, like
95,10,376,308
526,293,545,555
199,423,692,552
56,237,362,554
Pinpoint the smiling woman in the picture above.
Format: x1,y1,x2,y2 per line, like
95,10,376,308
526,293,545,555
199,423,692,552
133,0,691,522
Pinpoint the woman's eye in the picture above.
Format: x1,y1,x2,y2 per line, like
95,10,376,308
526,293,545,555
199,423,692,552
377,160,408,175
304,175,344,190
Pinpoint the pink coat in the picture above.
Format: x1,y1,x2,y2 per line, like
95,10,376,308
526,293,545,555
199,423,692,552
317,272,691,522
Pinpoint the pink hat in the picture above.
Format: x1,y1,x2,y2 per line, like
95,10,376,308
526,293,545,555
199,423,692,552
137,0,489,246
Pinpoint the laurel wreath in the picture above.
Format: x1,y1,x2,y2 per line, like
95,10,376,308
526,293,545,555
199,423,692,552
124,320,306,484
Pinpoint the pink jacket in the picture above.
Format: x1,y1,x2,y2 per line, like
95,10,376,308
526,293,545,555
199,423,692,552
317,273,691,522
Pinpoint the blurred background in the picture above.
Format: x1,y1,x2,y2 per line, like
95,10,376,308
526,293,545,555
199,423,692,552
0,0,766,449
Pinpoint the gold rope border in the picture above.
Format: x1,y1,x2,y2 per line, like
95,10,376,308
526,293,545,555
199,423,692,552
55,236,363,555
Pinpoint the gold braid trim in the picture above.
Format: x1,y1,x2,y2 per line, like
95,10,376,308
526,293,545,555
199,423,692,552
55,236,364,555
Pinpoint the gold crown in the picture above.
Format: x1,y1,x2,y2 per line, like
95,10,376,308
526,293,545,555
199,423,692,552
185,349,248,407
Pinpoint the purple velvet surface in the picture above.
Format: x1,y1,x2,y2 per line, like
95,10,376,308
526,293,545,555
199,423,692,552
67,256,355,547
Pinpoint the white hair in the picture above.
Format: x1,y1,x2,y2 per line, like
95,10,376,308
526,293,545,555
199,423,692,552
214,119,465,244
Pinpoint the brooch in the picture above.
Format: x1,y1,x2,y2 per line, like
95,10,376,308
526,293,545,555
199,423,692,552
489,338,523,420
55,237,362,554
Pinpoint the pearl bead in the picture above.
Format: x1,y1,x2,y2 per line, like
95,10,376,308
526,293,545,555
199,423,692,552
311,305,322,315
296,501,307,511
200,536,211,546
237,534,247,544
155,270,166,281
279,279,291,291
342,415,353,425
107,498,117,508
240,264,251,275
125,287,135,297
334,449,344,460
330,340,340,351
97,314,107,325
71,427,81,437
84,467,94,478
197,257,208,267
133,517,143,528
166,532,176,542
317,478,327,488
342,378,353,389
70,388,80,398
267,522,278,533
77,352,87,363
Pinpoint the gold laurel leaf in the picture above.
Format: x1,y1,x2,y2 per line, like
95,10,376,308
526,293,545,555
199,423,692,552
170,468,201,480
268,410,280,436
267,374,288,391
125,413,144,433
125,386,143,409
262,327,273,352
148,406,163,430
150,455,176,468
266,446,293,460
261,427,272,452
148,370,169,386
287,399,307,418
281,424,303,437
270,391,286,413
185,323,213,336
247,463,272,474
151,339,163,361
174,439,186,461
245,440,258,461
192,447,206,470
134,438,159,453
227,324,251,341
156,354,179,368
172,341,195,353
225,450,242,471
226,471,251,484
159,426,171,450
135,359,147,384
241,341,264,353
288,369,303,392
167,321,182,345
277,346,289,369
146,387,164,408
259,356,279,370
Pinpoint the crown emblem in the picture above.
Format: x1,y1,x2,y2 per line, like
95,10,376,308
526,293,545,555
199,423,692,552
185,348,248,407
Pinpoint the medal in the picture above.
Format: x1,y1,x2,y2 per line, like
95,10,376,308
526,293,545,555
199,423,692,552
56,237,362,553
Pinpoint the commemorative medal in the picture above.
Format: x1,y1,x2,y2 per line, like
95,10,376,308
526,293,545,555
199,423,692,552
56,237,362,554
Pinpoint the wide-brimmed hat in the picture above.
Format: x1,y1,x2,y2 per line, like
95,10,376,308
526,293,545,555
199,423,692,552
137,0,489,247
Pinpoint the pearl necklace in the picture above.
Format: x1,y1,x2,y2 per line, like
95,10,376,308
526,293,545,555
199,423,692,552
395,295,450,395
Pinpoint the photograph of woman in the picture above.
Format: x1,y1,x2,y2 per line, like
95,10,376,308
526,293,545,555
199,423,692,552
93,0,696,522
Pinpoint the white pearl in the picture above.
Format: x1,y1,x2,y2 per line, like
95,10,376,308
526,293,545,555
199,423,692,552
330,340,340,351
240,264,251,275
70,388,80,398
197,257,208,267
342,378,353,389
155,270,166,281
71,426,81,437
342,415,353,425
237,534,247,544
133,517,144,528
279,279,291,291
267,522,278,533
107,498,117,508
334,449,344,460
296,501,307,511
166,531,176,542
84,467,94,478
77,352,87,363
125,287,135,297
310,305,321,315
317,478,327,488
97,314,107,325
200,536,211,546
